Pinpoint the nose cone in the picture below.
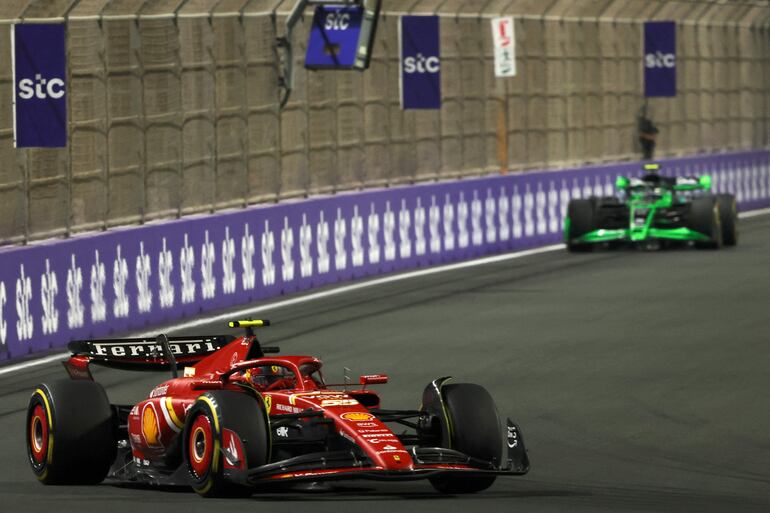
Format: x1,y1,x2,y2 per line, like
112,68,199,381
333,410,413,470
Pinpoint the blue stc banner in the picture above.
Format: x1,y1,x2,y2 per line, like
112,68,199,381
13,23,67,148
644,21,676,98
400,16,441,110
306,5,364,69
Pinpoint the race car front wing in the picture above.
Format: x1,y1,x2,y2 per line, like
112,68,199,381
239,418,530,484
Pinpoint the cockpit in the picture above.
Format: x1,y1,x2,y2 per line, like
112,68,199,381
238,360,325,392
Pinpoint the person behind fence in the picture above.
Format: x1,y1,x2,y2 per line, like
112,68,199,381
638,105,659,160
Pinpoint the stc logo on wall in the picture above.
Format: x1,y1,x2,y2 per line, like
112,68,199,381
305,5,365,69
399,16,441,109
645,52,676,69
644,21,677,97
403,54,440,75
324,10,352,30
12,23,68,147
17,74,66,100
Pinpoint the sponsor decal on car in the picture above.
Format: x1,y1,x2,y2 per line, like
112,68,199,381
275,426,289,438
362,438,394,444
275,469,342,479
320,399,358,407
507,425,518,448
341,412,374,422
149,384,168,398
141,403,162,448
224,432,240,466
89,340,220,358
263,395,272,413
275,403,302,414
289,391,350,405
297,392,349,399
355,422,378,428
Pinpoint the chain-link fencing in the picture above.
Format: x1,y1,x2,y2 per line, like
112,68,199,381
1,0,769,243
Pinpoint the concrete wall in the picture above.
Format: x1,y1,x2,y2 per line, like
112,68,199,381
1,0,769,244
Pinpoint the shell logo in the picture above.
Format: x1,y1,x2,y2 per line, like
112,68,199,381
341,412,375,422
142,403,162,447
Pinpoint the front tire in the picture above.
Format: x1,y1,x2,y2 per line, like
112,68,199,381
183,391,269,498
716,194,738,246
566,199,595,252
427,383,502,494
26,380,116,485
689,197,723,249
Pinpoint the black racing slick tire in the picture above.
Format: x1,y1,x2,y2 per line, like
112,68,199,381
716,194,738,246
689,196,723,249
566,199,595,252
183,391,270,498
26,380,116,485
428,383,502,494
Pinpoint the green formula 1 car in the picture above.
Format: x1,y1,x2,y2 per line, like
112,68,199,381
565,164,738,251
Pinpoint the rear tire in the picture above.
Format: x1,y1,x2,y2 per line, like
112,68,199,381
26,380,116,485
566,199,595,252
716,194,738,246
689,197,723,249
183,391,269,498
428,384,501,494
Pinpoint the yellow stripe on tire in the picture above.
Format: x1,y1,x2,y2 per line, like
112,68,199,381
33,389,54,465
196,396,221,474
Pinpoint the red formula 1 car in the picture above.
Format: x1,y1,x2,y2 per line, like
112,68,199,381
26,320,529,497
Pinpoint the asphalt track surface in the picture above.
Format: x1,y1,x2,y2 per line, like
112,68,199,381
1,215,769,513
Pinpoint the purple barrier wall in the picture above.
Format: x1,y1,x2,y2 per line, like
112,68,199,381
1,150,769,362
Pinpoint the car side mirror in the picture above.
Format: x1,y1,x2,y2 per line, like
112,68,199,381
615,176,629,189
698,175,712,190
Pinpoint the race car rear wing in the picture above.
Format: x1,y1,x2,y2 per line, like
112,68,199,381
64,335,235,378
616,174,711,192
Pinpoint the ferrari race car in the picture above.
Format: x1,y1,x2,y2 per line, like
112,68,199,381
26,320,530,497
564,163,738,251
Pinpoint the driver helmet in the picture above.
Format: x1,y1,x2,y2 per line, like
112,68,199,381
245,365,287,388
643,163,662,173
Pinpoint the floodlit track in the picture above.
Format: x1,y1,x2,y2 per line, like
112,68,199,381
1,215,769,513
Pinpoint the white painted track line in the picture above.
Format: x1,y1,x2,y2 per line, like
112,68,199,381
738,206,770,219
1,205,768,377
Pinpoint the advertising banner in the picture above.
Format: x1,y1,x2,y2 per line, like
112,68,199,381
0,151,768,363
492,17,516,78
306,5,364,69
644,21,677,98
12,23,68,148
399,16,441,110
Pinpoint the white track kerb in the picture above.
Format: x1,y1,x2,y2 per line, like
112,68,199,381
1,207,768,378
